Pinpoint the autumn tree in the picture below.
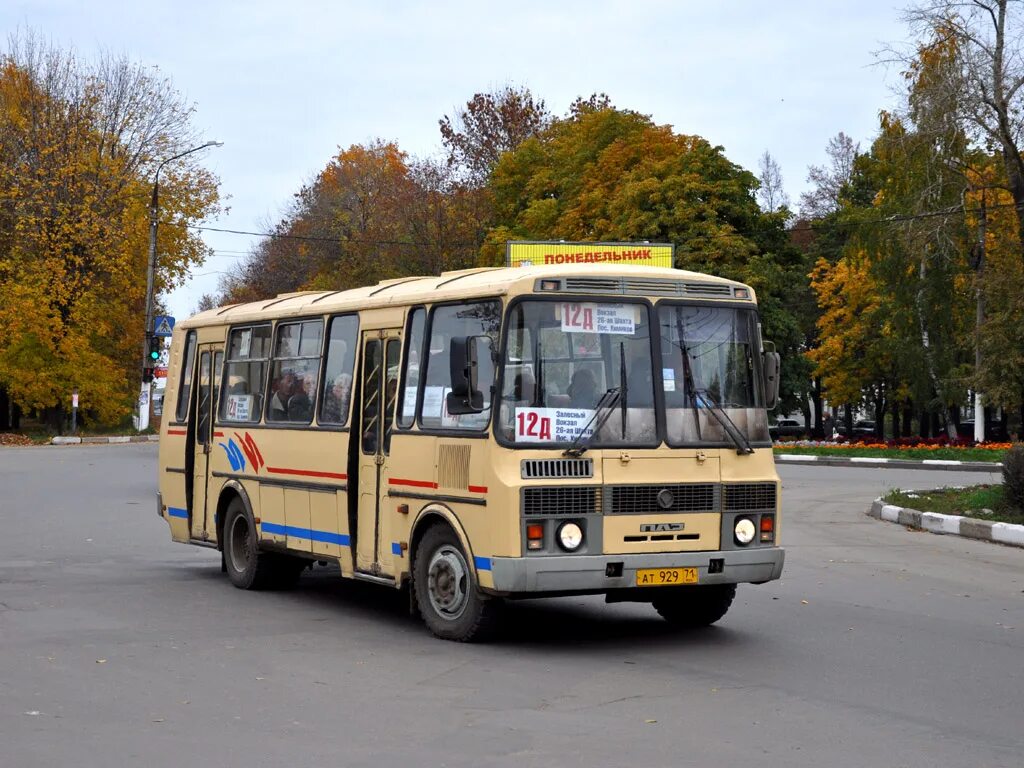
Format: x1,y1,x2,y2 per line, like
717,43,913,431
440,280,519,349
0,34,219,429
484,106,809,414
439,85,552,187
799,132,859,219
901,1,1024,263
757,151,790,212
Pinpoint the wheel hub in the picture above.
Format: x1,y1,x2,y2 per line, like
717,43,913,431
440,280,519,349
427,545,469,620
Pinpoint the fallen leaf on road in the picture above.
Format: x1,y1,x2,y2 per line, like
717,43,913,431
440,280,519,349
645,719,657,724
24,711,41,716
800,600,809,605
96,659,107,664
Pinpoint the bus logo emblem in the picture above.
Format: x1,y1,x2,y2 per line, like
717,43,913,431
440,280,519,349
656,489,675,509
640,522,684,533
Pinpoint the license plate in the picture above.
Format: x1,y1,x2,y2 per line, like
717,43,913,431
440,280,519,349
636,567,699,586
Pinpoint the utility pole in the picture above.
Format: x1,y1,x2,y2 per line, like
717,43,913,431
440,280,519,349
137,141,222,431
973,192,986,443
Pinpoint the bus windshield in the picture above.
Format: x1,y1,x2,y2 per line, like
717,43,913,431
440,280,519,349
498,300,658,447
496,300,769,448
658,303,769,446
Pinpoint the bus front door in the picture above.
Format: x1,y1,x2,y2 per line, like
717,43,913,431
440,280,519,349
355,331,401,576
187,346,222,541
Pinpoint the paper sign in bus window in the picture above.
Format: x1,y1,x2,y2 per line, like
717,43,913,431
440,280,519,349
515,407,595,443
559,303,635,335
225,394,253,421
402,386,417,419
662,368,676,392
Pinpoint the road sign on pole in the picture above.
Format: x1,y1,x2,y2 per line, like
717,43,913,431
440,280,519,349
153,315,175,337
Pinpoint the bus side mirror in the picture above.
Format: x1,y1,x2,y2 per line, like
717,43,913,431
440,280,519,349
762,341,781,411
447,336,484,415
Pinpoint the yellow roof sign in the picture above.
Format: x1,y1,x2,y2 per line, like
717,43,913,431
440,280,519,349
506,241,675,269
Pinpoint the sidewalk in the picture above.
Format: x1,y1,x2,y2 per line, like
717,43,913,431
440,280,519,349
775,453,1002,473
50,435,160,445
868,497,1024,548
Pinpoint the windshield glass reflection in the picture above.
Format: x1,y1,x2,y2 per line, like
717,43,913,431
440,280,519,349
658,304,769,446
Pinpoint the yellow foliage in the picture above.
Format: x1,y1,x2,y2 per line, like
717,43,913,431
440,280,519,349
0,47,220,425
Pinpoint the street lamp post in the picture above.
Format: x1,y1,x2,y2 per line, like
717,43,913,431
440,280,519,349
138,140,223,431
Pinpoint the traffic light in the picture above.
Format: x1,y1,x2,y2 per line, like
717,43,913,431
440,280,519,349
148,334,162,364
142,368,154,384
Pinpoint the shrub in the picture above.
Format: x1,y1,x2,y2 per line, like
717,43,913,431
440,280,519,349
1003,444,1024,511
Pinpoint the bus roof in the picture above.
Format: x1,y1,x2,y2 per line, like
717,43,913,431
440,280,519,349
179,264,753,328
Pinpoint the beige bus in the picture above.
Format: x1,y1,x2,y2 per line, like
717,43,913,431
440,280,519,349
157,264,784,641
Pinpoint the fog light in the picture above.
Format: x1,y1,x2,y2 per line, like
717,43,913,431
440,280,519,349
734,517,756,545
557,521,584,552
527,523,545,551
760,515,775,543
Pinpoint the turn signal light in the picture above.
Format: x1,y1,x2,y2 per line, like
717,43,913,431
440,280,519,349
760,515,775,543
527,523,545,550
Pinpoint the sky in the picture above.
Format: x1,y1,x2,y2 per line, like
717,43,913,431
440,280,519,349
4,0,912,323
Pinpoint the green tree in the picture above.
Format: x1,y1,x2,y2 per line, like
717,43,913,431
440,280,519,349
485,106,809,414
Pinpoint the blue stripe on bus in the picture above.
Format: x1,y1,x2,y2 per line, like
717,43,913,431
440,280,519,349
474,556,492,572
391,542,402,556
260,522,351,547
168,507,188,519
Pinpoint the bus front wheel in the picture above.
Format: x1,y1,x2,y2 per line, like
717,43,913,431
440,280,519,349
413,524,501,642
652,584,737,628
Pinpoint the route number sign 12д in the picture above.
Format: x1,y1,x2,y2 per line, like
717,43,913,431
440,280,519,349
559,303,636,335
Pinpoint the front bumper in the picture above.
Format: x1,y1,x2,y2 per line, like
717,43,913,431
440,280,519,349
487,547,784,594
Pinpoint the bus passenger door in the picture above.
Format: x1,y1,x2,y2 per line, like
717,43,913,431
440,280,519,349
355,331,401,575
187,346,221,541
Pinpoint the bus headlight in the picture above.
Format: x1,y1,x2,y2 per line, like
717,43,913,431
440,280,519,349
734,518,756,546
557,521,584,552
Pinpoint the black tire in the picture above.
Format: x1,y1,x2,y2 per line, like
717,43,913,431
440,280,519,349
652,584,737,628
413,524,501,642
222,498,294,590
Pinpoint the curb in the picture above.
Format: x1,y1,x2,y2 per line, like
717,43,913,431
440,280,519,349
50,435,159,445
777,454,1002,472
868,497,1024,548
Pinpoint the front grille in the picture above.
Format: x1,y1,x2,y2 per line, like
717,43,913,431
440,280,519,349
723,483,777,511
608,483,718,515
522,486,600,516
521,458,594,479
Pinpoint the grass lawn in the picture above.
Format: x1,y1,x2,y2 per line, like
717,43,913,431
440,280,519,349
883,485,1024,525
774,445,1006,462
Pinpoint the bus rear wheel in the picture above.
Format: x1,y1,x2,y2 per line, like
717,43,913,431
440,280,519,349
652,584,737,628
413,524,501,642
223,498,300,590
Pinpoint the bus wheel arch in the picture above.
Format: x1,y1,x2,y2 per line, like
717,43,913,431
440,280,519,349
215,480,255,552
409,506,501,642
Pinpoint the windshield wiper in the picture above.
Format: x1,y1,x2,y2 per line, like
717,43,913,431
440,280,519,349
675,320,703,441
563,387,623,457
696,387,754,455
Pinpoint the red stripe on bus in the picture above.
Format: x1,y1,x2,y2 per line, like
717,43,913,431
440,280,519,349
213,431,224,437
266,467,348,480
167,429,186,435
389,478,438,489
468,485,488,494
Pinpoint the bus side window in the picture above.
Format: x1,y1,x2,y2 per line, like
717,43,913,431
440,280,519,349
220,325,271,423
319,315,359,426
175,331,197,422
396,307,425,428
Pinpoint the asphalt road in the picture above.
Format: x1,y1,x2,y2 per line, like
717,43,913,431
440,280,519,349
1,445,1020,768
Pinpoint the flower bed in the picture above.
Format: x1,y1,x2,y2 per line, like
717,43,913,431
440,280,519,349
773,440,1013,462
